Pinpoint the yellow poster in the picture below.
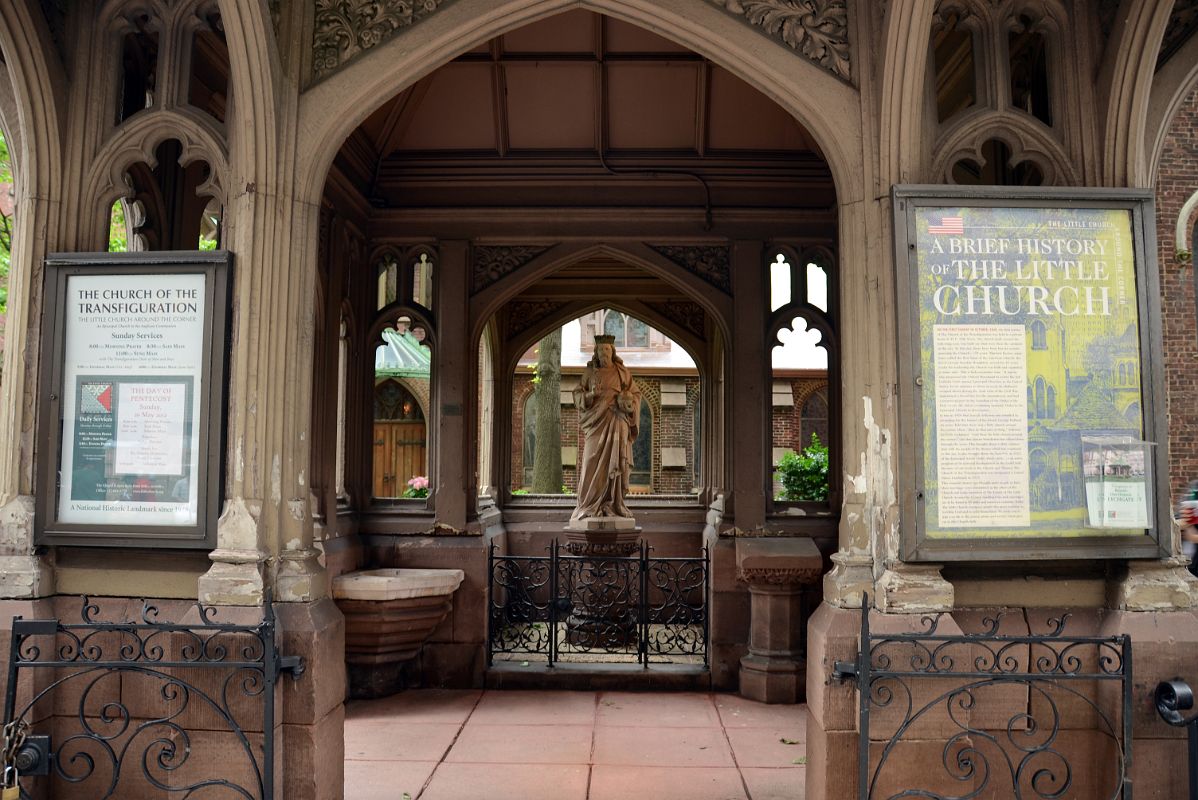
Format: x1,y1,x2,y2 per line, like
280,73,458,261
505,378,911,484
916,206,1143,538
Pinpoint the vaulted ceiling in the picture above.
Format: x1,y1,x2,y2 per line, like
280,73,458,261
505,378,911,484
332,10,835,211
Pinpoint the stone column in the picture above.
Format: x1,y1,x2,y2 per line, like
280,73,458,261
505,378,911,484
729,240,767,532
0,1,62,600
737,538,822,703
194,0,332,605
433,240,471,531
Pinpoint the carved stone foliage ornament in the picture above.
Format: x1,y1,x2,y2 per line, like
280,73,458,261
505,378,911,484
312,0,449,81
710,0,851,81
1159,0,1198,70
649,245,732,294
507,300,567,339
471,245,552,293
644,300,706,340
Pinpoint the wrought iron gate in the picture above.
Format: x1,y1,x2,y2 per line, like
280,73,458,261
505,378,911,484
2,592,304,799
833,593,1132,800
487,540,708,666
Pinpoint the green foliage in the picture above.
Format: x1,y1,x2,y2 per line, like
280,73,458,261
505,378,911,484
0,130,11,317
511,488,530,496
774,433,829,502
108,200,128,252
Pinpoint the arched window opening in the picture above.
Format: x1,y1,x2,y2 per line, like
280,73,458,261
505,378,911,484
770,253,791,311
769,251,830,314
1008,14,1052,126
198,196,221,250
107,198,138,252
630,399,652,491
477,326,495,499
119,14,159,124
187,9,229,123
603,309,626,345
1031,320,1047,350
1047,384,1056,418
377,254,399,310
413,251,434,309
1034,376,1046,419
521,391,538,488
512,313,699,498
952,139,1044,186
932,9,978,123
110,141,217,250
770,245,837,507
801,387,829,452
377,249,435,312
371,315,432,501
336,317,349,501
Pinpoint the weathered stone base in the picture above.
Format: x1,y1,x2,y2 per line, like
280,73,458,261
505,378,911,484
336,594,454,698
804,601,1198,800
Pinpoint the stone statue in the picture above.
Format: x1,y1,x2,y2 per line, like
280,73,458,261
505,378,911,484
569,334,643,527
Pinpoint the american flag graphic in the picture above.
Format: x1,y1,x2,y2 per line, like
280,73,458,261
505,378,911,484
928,216,964,235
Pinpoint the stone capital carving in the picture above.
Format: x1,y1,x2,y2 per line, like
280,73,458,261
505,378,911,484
709,0,851,81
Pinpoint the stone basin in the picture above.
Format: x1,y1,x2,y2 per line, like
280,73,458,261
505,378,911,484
333,568,465,698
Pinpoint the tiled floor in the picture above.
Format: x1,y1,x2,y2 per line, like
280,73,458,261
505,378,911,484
344,690,807,800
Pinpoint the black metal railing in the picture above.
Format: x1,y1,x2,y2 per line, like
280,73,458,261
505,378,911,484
1,592,304,800
833,593,1132,800
487,540,708,666
1156,679,1198,799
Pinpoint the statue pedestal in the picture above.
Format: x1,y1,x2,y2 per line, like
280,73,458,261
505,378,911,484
562,518,641,648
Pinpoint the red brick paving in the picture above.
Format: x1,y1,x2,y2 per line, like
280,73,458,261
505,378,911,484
344,690,807,799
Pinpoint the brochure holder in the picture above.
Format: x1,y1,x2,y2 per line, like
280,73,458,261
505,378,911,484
1082,436,1155,530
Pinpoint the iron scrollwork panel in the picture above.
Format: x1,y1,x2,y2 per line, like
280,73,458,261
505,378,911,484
836,593,1132,800
487,552,554,658
2,593,304,800
487,542,709,666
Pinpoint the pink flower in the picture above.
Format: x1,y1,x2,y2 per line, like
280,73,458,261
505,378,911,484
407,476,429,490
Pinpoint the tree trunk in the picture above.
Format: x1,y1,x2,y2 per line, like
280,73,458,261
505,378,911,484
531,328,563,493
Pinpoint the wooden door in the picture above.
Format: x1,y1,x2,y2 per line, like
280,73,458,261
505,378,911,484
373,421,427,497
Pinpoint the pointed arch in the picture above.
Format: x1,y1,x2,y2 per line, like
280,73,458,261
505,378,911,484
0,0,66,507
295,0,859,210
1099,0,1174,187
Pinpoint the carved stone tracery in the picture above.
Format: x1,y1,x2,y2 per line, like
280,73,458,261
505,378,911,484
709,0,851,81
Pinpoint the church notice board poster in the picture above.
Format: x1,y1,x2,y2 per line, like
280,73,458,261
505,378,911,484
893,187,1167,561
36,252,231,548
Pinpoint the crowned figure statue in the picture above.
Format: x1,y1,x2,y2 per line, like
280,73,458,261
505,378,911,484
568,334,643,529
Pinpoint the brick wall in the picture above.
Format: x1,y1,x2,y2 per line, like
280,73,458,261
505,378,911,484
1157,82,1198,502
512,373,824,494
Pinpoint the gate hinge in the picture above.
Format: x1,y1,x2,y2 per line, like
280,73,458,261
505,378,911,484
279,655,306,679
832,660,859,681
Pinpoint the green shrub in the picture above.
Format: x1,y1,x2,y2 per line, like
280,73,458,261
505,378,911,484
775,433,829,502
